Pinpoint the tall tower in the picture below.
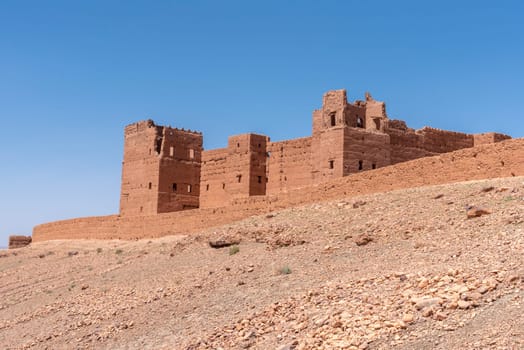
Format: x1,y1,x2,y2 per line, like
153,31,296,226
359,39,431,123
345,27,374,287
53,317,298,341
119,120,203,216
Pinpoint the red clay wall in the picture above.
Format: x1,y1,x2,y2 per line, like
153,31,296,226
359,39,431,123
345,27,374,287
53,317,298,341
266,137,313,195
342,128,391,173
156,129,203,212
474,132,512,146
120,121,162,216
119,120,203,216
200,148,229,208
33,138,524,242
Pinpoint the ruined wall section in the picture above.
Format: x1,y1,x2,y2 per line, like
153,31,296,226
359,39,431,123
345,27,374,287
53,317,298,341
342,128,391,174
417,127,474,153
120,120,163,216
266,137,312,195
156,128,203,213
474,132,512,146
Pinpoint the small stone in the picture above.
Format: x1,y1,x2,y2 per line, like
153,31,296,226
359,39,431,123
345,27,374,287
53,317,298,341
402,313,414,323
466,206,491,219
458,300,471,309
354,234,373,246
413,297,442,310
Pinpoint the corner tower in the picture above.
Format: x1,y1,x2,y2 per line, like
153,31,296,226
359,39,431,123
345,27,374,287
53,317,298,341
119,120,203,216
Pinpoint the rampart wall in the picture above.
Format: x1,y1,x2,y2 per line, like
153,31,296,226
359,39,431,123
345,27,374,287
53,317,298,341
33,138,524,242
267,137,313,194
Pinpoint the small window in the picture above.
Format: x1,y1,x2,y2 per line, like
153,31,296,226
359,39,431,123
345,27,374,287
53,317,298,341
222,183,226,189
356,116,363,128
330,113,336,126
358,160,363,170
169,146,174,157
237,175,242,183
149,148,152,155
257,176,262,184
237,143,240,148
372,163,376,169
187,184,192,193
189,149,195,159
258,143,261,148
140,206,143,212
172,183,177,192
329,160,334,169
148,182,152,190
206,184,209,191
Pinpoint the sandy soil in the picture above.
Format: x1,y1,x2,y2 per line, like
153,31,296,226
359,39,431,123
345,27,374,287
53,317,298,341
1,176,522,349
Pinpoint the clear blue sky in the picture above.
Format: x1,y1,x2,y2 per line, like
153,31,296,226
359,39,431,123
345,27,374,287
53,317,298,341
1,0,523,247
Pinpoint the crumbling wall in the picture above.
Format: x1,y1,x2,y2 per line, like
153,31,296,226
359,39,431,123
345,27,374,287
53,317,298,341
417,127,474,153
8,235,32,249
266,137,312,195
311,127,345,183
474,132,512,146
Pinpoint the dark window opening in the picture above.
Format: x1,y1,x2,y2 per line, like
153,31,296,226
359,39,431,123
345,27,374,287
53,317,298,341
358,160,363,171
257,176,262,184
372,163,376,169
187,184,192,193
172,183,177,192
149,148,152,155
284,176,287,181
329,160,334,169
356,116,363,128
237,143,240,148
206,184,209,191
330,113,336,126
140,206,143,212
155,138,162,153
258,143,261,148
148,182,152,190
237,175,242,183
222,183,226,189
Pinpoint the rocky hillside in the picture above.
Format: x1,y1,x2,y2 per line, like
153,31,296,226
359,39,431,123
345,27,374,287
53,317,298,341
1,176,523,349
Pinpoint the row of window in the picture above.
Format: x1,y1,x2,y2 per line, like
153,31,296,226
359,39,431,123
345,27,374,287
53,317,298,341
328,160,377,170
329,113,364,128
148,147,196,159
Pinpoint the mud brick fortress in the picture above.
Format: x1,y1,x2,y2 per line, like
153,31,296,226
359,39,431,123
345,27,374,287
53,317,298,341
120,89,510,216
32,89,520,242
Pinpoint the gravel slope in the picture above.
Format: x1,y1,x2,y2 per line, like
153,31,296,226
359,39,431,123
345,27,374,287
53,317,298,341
1,176,522,349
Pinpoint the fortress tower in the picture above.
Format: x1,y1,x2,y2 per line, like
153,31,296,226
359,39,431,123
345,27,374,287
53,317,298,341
119,120,203,216
311,90,391,183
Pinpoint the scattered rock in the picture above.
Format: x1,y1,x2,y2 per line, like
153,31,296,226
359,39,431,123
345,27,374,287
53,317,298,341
209,238,240,248
68,251,79,257
352,200,367,209
433,194,444,199
354,234,373,246
466,206,492,219
481,186,495,193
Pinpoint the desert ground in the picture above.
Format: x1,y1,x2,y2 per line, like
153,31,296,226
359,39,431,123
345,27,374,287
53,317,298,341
1,176,523,349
